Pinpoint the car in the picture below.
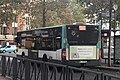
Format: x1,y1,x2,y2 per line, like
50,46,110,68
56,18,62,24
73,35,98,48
0,45,17,53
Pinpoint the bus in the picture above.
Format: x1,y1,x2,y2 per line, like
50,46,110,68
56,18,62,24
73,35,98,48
16,24,101,66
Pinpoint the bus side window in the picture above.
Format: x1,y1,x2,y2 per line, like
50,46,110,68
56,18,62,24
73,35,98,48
33,38,40,50
54,28,62,50
41,38,49,50
56,41,60,49
55,38,61,50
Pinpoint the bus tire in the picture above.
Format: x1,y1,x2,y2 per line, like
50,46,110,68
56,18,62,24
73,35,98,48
42,54,47,62
13,50,16,53
21,51,25,57
3,50,6,53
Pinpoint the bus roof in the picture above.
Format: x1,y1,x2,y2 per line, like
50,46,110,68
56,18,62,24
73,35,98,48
18,25,65,33
18,23,99,33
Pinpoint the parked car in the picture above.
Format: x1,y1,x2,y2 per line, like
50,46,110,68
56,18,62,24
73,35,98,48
0,45,17,53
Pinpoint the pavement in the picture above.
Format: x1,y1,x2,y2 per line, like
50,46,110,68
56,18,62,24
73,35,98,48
95,59,120,71
0,75,11,80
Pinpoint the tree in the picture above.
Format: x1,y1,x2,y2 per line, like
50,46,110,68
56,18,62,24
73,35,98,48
45,0,85,26
0,0,15,29
0,0,86,30
114,0,120,22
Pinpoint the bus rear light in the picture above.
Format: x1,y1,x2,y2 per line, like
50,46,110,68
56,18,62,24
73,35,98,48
97,48,101,61
62,48,66,60
68,27,71,29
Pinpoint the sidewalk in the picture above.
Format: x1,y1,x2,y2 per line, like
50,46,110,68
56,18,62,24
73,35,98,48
0,75,11,80
97,59,120,71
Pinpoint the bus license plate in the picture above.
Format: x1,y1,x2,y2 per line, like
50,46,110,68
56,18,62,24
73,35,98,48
79,61,87,63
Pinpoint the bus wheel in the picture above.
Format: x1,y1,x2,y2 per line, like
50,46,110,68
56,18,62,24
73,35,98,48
21,51,25,57
3,50,6,53
14,50,16,53
42,54,47,62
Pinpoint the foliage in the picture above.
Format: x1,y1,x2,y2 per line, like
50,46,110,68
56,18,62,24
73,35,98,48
82,0,120,27
0,0,86,29
0,0,14,27
43,0,86,27
0,0,120,29
114,0,120,21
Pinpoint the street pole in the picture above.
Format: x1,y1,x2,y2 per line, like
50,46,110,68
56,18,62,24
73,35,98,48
113,10,116,64
5,0,7,26
113,4,118,64
13,0,17,36
42,0,46,27
100,0,103,59
3,22,7,39
108,0,112,67
3,0,7,39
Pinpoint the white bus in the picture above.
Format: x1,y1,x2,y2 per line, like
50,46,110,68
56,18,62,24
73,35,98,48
16,24,101,66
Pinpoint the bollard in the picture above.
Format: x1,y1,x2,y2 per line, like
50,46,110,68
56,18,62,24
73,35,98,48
41,63,44,80
63,67,66,80
41,62,45,80
66,65,69,80
41,62,48,80
54,67,57,80
13,58,17,80
45,64,48,80
1,56,6,77
25,60,30,80
101,73,104,80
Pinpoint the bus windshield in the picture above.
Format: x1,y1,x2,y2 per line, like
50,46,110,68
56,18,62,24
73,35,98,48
66,25,99,45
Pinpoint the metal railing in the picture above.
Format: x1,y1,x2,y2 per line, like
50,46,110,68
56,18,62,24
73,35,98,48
0,55,120,80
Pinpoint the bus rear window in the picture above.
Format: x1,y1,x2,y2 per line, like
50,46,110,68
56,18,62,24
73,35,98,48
67,25,99,45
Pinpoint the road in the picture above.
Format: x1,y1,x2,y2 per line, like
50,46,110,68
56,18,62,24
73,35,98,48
0,52,16,57
0,76,11,80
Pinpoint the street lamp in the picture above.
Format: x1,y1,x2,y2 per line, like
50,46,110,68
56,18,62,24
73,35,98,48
113,4,118,64
12,9,17,35
2,22,7,39
42,0,46,27
108,0,112,67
